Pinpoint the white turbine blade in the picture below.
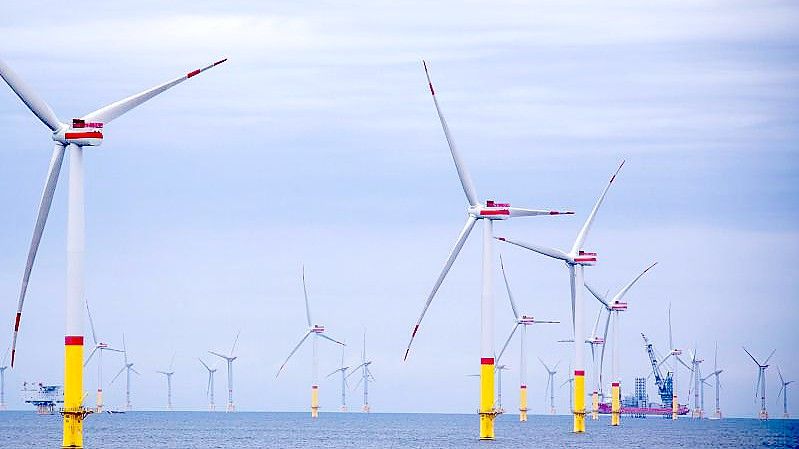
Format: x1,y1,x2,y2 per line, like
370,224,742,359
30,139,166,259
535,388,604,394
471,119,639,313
742,347,760,366
598,311,611,374
319,333,345,346
422,60,479,206
611,262,658,303
499,255,520,320
131,368,141,376
276,331,312,377
0,58,62,131
763,349,776,365
507,207,574,218
778,366,785,385
403,216,477,360
534,320,559,324
81,58,227,125
591,308,603,338
85,298,99,346
169,352,176,371
756,372,763,398
495,237,569,261
585,283,611,309
199,358,211,371
676,355,692,371
230,330,241,356
302,266,312,327
570,160,625,255
122,334,128,365
347,363,367,377
109,365,126,385
84,347,99,367
496,324,520,365
10,144,66,367
538,357,550,372
553,360,561,372
668,303,674,351
325,368,342,378
209,351,229,360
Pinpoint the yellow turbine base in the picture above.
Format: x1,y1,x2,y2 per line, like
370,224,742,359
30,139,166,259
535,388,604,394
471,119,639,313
63,341,87,448
479,359,495,440
592,391,599,420
311,385,319,418
519,386,528,422
573,372,586,433
611,383,620,426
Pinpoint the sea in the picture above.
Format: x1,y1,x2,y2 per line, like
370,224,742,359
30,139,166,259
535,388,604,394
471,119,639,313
1,411,797,448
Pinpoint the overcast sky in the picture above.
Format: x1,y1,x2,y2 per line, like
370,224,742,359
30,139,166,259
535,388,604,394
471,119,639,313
0,1,797,418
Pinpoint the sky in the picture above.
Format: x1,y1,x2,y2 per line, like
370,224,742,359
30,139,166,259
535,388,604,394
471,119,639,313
0,0,797,418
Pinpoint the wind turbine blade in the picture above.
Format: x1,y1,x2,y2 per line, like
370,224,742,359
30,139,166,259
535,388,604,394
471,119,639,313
422,60,479,206
85,298,99,346
122,334,128,365
764,349,776,365
0,58,62,131
499,255,520,320
591,307,603,338
668,303,674,351
276,331,312,377
778,366,785,385
169,352,176,371
230,330,241,356
10,143,66,367
676,355,692,371
538,357,550,372
209,351,228,360
131,368,141,376
403,216,477,360
495,237,569,261
109,365,126,385
347,363,367,377
570,160,624,255
325,368,341,378
553,360,561,372
84,347,98,367
199,358,211,371
507,207,574,218
302,266,312,327
598,311,611,376
81,58,227,125
742,347,759,365
585,283,611,309
319,333,345,346
496,323,520,365
611,262,658,303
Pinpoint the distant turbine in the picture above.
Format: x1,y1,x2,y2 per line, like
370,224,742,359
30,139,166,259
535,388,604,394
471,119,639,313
777,367,793,419
586,261,657,425
659,304,690,419
743,347,776,420
708,342,723,419
561,365,574,413
686,348,704,418
109,335,139,411
277,267,345,418
495,255,558,422
403,60,573,441
157,354,176,411
0,348,8,410
348,331,375,413
83,298,123,412
1,55,226,448
199,358,217,411
210,331,240,412
498,161,626,433
326,345,350,412
539,358,560,415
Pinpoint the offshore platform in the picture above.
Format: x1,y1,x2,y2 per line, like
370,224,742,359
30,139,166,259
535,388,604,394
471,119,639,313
22,382,64,415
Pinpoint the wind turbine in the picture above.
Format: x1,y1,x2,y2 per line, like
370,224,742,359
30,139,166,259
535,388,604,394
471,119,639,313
326,345,349,412
700,372,713,418
199,359,217,411
276,267,345,418
743,347,776,420
403,60,573,441
83,299,122,413
495,255,559,422
586,262,657,425
686,348,704,418
0,349,8,410
561,364,574,414
109,335,139,411
777,367,793,419
540,358,559,415
708,342,723,420
556,308,606,420
495,364,509,413
1,55,226,447
658,304,690,419
497,160,626,433
209,331,240,412
348,331,375,413
157,354,176,411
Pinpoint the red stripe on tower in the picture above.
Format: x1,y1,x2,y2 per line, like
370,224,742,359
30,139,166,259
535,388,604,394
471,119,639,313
574,370,585,376
520,385,527,389
311,385,319,389
65,336,84,345
481,357,494,365
612,382,620,387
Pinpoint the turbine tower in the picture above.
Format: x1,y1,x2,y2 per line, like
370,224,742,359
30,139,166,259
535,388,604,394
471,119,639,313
743,347,775,420
210,331,240,412
0,349,7,410
348,331,375,413
109,335,138,411
326,345,349,412
199,359,217,411
709,342,723,419
83,299,122,413
498,160,626,433
686,348,704,418
495,255,559,422
157,354,176,411
586,262,657,425
539,358,559,415
1,55,226,447
777,367,793,419
277,267,345,418
403,60,573,441
561,365,574,413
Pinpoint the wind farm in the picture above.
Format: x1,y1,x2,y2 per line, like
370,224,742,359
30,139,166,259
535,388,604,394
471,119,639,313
0,2,797,448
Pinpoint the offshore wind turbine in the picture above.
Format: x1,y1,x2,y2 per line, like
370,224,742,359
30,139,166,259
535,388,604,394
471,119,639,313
277,267,345,418
210,331,240,412
561,366,574,413
557,308,606,420
708,342,723,419
0,349,7,410
585,262,657,426
743,347,775,420
326,345,350,412
403,60,573,441
83,299,122,413
109,335,138,411
540,358,560,415
157,354,176,411
199,359,217,411
348,331,375,413
495,255,559,422
659,304,690,419
777,367,793,419
498,160,626,433
1,55,226,447
686,348,704,418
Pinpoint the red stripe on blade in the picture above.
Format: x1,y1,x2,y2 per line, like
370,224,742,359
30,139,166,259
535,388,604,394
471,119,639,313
480,209,509,216
65,132,102,139
65,336,84,346
481,357,494,365
14,312,21,331
187,69,201,78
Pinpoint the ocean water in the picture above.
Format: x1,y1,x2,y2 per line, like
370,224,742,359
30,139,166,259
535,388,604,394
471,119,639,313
1,411,797,448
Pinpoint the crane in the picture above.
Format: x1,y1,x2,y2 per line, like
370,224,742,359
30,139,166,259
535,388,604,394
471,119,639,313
642,333,673,406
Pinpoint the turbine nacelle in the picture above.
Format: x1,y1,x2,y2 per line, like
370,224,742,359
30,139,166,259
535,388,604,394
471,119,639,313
311,324,325,334
469,200,510,220
610,301,628,311
588,337,605,345
671,349,683,356
53,119,104,146
519,315,537,325
573,250,597,266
